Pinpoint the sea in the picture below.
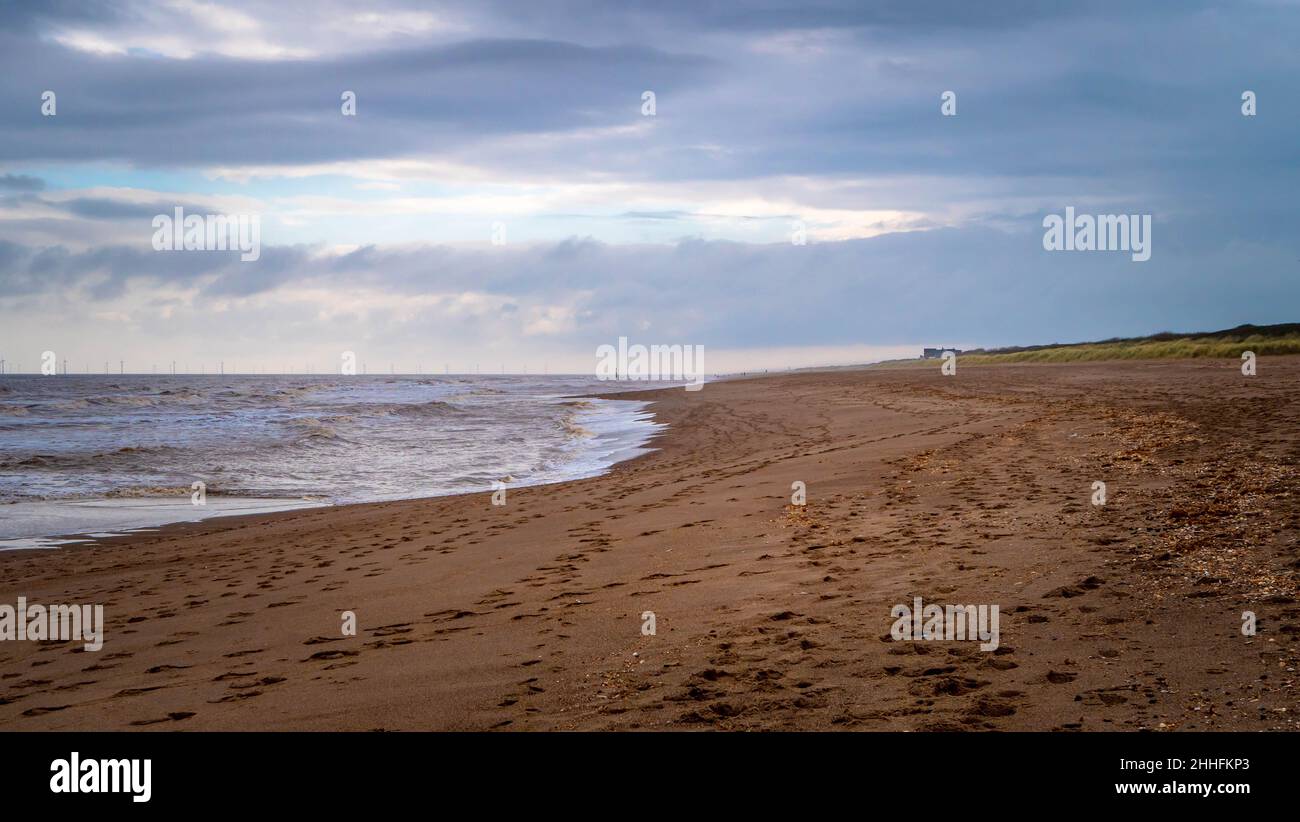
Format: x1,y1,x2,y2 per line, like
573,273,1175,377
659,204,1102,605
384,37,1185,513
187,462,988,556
0,374,670,548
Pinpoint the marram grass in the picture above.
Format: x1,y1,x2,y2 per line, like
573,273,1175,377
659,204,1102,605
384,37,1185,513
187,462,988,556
870,327,1300,368
952,334,1300,365
957,334,1300,364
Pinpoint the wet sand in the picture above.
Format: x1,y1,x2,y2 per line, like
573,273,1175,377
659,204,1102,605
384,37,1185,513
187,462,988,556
2,359,1297,730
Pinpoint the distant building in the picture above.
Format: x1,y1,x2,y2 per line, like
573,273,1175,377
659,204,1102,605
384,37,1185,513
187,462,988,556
922,348,961,359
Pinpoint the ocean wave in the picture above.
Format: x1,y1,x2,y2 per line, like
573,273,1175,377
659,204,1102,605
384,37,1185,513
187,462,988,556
230,385,324,406
559,412,594,438
157,387,205,399
389,399,463,417
85,395,171,408
0,378,662,529
0,444,181,471
345,399,465,418
286,417,349,443
0,454,62,469
103,484,195,498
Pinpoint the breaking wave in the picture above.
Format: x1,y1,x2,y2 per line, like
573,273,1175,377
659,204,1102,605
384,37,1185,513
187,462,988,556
0,374,665,533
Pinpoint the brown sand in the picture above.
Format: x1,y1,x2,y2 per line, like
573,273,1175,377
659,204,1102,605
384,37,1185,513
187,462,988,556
1,359,1297,730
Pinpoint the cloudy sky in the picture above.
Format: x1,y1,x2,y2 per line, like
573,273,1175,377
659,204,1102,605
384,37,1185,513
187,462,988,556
1,0,1298,374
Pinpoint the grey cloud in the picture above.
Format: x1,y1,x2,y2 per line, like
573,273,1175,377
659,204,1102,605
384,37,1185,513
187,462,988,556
440,0,1218,40
0,0,1297,357
57,197,214,220
1,0,1295,199
0,174,45,191
0,32,712,166
0,0,134,31
0,238,267,300
3,212,1295,351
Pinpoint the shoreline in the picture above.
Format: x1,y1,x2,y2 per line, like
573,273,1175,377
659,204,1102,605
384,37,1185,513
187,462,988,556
2,360,1296,731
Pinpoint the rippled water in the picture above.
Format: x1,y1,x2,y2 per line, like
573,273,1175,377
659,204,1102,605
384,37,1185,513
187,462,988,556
0,374,667,541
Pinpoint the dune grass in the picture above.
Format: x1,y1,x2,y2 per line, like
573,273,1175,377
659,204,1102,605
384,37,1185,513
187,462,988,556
956,333,1300,364
873,324,1300,367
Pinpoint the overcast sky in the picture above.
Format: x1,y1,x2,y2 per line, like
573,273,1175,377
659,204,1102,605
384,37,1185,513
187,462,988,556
1,0,1298,373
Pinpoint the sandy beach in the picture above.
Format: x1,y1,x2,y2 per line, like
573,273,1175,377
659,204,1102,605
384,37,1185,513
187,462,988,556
2,359,1296,731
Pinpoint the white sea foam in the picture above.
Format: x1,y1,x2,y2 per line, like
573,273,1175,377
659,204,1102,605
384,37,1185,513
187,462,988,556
0,375,667,545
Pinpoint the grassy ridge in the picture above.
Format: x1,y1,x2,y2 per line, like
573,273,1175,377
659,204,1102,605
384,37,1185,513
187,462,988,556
957,333,1300,364
883,323,1300,366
